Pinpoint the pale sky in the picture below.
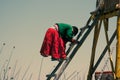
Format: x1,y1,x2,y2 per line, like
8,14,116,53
0,0,117,80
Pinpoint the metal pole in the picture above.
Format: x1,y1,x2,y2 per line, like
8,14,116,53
115,13,120,79
87,20,102,80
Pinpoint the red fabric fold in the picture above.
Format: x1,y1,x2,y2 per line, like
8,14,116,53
40,27,66,59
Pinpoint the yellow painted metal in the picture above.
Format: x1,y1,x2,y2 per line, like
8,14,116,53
115,14,120,78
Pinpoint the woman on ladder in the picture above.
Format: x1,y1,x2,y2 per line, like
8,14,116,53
40,23,78,61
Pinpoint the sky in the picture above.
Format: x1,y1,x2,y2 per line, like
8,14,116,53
0,0,118,80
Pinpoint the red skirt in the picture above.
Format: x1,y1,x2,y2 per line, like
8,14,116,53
40,27,66,59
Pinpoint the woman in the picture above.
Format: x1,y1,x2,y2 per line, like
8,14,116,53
40,23,78,61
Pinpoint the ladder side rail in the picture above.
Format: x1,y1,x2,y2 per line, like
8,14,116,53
54,14,101,80
46,15,93,80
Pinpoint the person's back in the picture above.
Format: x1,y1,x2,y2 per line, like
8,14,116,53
56,23,74,42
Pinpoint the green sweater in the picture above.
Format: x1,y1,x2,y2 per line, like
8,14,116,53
56,23,74,41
